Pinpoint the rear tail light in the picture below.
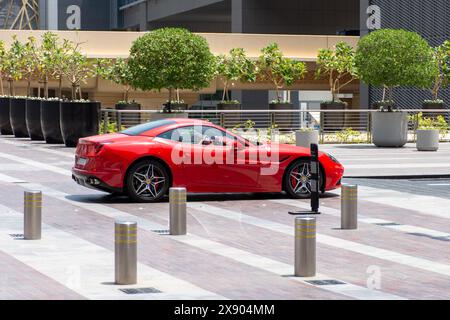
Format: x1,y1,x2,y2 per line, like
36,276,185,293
77,140,113,156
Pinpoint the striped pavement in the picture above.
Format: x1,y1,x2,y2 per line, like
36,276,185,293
0,137,449,299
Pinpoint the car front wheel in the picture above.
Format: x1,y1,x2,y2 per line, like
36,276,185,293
285,159,323,199
126,159,170,203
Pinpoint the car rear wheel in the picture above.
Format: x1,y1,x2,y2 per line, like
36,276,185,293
284,159,323,199
126,159,170,203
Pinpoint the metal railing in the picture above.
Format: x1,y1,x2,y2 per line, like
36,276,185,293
100,108,450,144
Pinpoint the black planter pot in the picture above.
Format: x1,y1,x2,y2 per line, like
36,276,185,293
0,97,13,135
41,100,63,144
162,103,188,112
320,101,347,132
10,98,29,138
60,101,100,147
422,102,445,120
217,103,242,127
115,102,141,126
26,99,44,141
269,103,296,130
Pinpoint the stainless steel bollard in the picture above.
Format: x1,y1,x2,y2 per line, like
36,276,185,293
115,221,137,285
295,217,316,277
341,184,358,230
169,187,187,235
24,191,42,240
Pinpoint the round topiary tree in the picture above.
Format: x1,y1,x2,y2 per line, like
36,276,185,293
128,27,216,113
355,29,437,109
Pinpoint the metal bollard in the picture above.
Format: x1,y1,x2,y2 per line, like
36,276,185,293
115,221,137,285
169,187,187,235
295,216,316,277
24,191,42,240
341,184,358,230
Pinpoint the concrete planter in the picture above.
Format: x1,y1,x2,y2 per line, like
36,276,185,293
60,101,100,147
10,98,29,138
416,129,439,151
41,100,63,144
26,99,44,141
371,111,408,147
295,130,319,149
0,97,13,135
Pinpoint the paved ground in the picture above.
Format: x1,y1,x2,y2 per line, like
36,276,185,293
0,136,449,300
321,143,450,178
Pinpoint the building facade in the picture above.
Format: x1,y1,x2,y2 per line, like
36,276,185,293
360,0,450,109
1,1,447,110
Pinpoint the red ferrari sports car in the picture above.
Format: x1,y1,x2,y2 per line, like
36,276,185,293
72,118,344,202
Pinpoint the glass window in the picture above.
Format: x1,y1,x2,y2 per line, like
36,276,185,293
158,126,203,144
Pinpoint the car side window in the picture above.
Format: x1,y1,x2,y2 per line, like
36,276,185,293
158,126,203,144
202,126,242,146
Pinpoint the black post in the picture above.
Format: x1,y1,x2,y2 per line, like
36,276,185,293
310,143,320,213
289,143,321,216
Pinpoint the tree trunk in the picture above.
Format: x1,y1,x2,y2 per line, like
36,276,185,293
71,85,76,101
168,87,173,113
44,75,49,99
8,79,13,96
0,75,4,96
222,81,228,102
58,77,62,99
27,81,31,97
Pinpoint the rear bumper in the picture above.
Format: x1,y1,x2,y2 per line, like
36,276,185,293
72,169,122,194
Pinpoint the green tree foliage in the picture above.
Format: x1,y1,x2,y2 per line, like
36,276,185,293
216,48,256,102
355,29,437,104
429,40,450,101
128,28,216,111
62,42,95,101
3,36,26,96
257,43,307,103
316,42,358,102
97,58,134,103
0,40,6,96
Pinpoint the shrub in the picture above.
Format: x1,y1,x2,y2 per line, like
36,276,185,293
316,42,358,103
355,29,437,106
257,43,307,103
429,40,450,101
216,48,256,102
128,28,216,112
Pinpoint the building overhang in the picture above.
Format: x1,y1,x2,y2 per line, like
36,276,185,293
0,30,359,61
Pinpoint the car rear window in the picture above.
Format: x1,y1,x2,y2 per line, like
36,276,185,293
121,120,176,136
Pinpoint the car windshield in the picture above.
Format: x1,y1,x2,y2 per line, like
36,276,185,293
121,120,176,136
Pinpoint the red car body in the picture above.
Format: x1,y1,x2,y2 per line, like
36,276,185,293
72,118,343,197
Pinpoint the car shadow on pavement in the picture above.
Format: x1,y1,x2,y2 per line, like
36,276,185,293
65,192,339,204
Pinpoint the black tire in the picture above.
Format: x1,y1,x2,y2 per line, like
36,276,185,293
125,159,170,203
284,159,323,199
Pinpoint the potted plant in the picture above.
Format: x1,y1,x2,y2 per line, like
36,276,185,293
7,37,29,138
257,43,306,126
216,48,256,109
423,40,450,117
39,32,67,144
415,112,448,151
98,57,141,125
21,36,45,141
60,43,100,147
0,40,13,135
295,126,319,149
316,41,358,129
355,29,437,147
128,27,216,118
